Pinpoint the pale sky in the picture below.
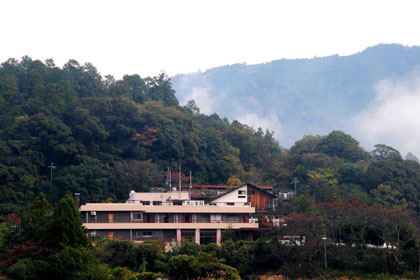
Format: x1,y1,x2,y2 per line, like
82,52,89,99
2,0,420,78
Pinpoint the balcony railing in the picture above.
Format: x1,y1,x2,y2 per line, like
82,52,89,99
83,218,248,224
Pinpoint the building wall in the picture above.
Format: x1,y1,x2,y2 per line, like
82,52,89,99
96,211,131,223
164,229,177,242
247,186,274,211
211,185,248,206
132,229,164,241
95,229,131,240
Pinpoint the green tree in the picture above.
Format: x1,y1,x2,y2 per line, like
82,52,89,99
167,254,198,280
307,168,338,203
184,99,200,115
43,194,89,249
19,192,51,242
6,258,49,280
316,130,369,162
291,194,315,213
372,144,402,161
371,184,408,209
113,159,163,198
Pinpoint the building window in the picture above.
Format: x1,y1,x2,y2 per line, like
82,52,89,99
238,190,246,195
108,232,114,240
226,215,239,223
238,195,246,198
153,201,162,206
142,201,150,205
163,214,169,223
133,212,142,221
181,230,195,241
227,202,234,206
145,214,154,223
249,190,255,195
142,232,152,237
108,213,114,223
209,203,216,206
265,202,273,209
173,200,182,205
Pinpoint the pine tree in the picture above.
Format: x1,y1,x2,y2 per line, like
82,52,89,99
43,194,88,249
20,192,52,242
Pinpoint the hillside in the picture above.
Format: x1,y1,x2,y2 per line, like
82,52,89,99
0,57,284,214
172,44,420,147
2,56,420,219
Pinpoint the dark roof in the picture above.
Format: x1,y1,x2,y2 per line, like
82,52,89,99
209,183,277,202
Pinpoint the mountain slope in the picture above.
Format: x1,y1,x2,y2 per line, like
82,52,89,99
172,44,420,147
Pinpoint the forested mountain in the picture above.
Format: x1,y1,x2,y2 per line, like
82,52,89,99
4,55,420,279
3,56,420,219
172,44,420,146
0,57,283,214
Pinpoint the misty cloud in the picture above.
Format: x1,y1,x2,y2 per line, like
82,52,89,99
177,75,219,115
352,69,420,158
237,113,284,140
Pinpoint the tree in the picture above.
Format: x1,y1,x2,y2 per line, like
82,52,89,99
20,192,51,242
43,194,89,249
167,255,198,280
184,100,200,115
290,135,323,155
372,144,402,161
6,258,49,280
113,159,163,199
371,184,408,209
307,169,338,203
316,130,369,162
227,176,242,188
291,194,314,213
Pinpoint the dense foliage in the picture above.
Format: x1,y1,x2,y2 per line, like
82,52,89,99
4,56,420,278
0,57,283,213
3,56,420,217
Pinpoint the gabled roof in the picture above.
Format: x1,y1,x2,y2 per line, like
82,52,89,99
247,183,277,198
209,183,276,202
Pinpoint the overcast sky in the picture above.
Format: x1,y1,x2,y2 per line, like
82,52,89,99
2,0,420,78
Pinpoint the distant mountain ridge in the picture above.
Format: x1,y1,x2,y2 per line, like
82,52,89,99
171,44,420,147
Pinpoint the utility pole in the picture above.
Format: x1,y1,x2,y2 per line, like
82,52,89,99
167,167,172,190
178,164,182,194
322,230,328,269
47,162,56,183
189,170,192,198
291,178,299,197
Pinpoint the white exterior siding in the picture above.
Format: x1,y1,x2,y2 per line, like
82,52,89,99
211,185,249,206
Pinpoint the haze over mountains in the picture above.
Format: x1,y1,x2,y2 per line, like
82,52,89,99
172,44,420,157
